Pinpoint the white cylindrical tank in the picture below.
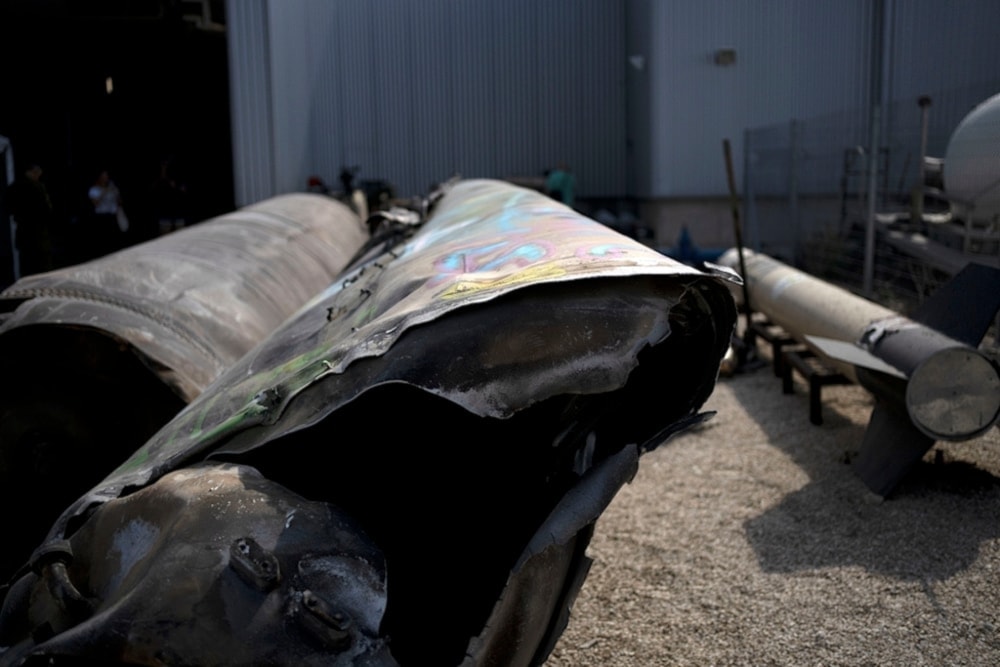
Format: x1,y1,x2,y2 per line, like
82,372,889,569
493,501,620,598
943,91,1000,225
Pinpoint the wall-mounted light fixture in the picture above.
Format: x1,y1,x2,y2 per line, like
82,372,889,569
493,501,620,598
714,48,736,66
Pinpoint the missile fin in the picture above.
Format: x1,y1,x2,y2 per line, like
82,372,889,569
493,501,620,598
909,262,1000,346
852,402,935,497
805,335,906,379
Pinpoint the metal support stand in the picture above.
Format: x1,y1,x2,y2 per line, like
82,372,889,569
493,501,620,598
781,349,852,426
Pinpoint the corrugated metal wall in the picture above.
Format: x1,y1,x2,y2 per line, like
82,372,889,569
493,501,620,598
227,0,274,207
885,0,1000,158
228,0,627,205
227,0,1000,205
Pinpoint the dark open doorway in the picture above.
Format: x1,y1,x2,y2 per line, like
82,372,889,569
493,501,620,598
0,1,233,284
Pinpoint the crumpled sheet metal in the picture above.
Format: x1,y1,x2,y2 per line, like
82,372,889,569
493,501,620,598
61,178,728,504
0,462,394,666
0,193,368,401
4,179,738,666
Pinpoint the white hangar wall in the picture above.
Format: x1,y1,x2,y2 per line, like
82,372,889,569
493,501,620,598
227,0,628,206
635,0,1000,199
635,0,873,198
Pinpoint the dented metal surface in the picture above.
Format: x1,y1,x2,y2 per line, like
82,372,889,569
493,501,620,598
1,180,738,666
1,463,395,665
0,193,369,401
0,194,369,582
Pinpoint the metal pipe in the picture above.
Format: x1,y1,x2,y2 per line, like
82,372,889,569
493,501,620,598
863,0,886,297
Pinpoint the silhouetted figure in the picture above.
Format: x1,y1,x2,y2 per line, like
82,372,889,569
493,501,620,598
87,169,128,257
340,165,359,195
6,162,54,277
545,162,576,206
151,159,189,235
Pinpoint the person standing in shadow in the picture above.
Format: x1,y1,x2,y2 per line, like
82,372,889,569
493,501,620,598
545,162,576,207
87,169,129,258
151,157,189,236
6,162,54,277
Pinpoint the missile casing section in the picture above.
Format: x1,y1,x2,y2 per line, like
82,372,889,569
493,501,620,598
0,179,738,666
0,193,369,581
718,247,1000,496
717,247,896,383
717,247,1000,441
855,315,1000,442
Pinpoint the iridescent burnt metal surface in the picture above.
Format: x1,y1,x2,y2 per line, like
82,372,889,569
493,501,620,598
0,179,738,666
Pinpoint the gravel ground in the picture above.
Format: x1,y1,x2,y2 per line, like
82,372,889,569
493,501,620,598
545,343,1000,667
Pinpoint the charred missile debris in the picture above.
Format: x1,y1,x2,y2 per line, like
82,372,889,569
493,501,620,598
0,194,369,583
718,248,1000,497
0,179,738,665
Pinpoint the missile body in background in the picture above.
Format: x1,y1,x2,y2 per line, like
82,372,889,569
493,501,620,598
0,193,369,581
0,179,738,666
718,248,1000,496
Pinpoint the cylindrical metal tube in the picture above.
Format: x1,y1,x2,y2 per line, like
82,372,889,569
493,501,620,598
717,247,896,382
718,248,1000,440
860,319,1000,440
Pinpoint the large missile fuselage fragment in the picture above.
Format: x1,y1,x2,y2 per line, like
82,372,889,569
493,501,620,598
0,180,738,666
